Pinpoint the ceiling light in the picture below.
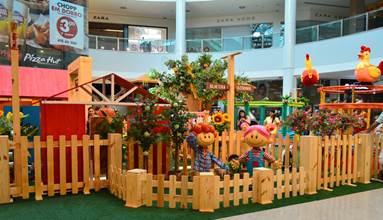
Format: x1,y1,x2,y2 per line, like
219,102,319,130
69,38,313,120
103,29,124,33
239,6,246,9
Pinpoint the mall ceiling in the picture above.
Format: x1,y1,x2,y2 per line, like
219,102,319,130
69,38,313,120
88,0,353,19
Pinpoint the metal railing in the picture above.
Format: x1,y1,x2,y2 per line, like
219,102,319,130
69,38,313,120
89,7,383,53
185,32,284,53
88,36,176,53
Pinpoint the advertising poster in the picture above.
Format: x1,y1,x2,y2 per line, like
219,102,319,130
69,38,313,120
49,0,84,49
0,0,88,69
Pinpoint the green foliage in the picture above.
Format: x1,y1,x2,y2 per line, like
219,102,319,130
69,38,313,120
192,54,228,109
0,112,39,139
297,97,310,106
285,109,365,136
285,109,311,135
235,74,254,102
148,55,195,102
94,111,125,139
149,54,228,109
162,100,195,150
127,97,164,152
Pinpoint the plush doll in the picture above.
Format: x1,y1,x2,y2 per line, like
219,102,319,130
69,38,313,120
301,54,319,87
186,123,228,173
239,125,280,176
355,45,381,83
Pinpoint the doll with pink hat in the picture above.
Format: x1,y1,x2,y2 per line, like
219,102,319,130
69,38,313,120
239,125,281,175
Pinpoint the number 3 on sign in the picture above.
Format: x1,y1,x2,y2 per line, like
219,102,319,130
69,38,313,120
56,16,78,39
59,19,70,33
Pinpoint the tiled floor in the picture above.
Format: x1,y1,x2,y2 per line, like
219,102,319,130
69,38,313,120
220,188,383,220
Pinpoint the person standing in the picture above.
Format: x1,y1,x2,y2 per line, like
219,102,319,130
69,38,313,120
367,112,383,133
236,110,250,130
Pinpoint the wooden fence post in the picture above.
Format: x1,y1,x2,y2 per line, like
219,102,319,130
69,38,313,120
108,133,122,188
125,169,147,208
357,134,371,184
300,136,319,195
253,168,274,205
199,172,216,212
0,136,11,204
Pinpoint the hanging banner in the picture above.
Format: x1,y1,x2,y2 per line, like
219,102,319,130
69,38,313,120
0,0,88,69
49,0,84,49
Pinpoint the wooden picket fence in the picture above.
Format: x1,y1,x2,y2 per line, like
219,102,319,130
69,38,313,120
109,166,306,211
0,132,378,210
372,134,383,179
0,134,122,203
106,133,376,212
125,140,170,175
317,135,359,190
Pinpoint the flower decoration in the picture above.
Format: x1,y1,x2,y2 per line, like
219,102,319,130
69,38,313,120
223,113,230,122
285,109,366,136
211,112,230,135
0,111,38,139
212,113,225,125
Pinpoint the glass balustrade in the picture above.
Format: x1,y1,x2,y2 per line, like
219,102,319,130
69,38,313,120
296,26,318,43
342,14,366,36
186,39,203,52
319,21,342,40
89,7,383,53
368,8,383,30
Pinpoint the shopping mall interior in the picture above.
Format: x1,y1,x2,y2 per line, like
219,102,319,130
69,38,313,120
0,0,383,219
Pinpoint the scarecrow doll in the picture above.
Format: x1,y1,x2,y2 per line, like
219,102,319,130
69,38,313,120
186,123,228,174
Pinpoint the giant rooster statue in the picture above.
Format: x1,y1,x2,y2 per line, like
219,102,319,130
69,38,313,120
355,45,381,83
301,54,319,87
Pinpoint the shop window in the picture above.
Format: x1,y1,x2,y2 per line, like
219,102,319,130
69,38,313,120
250,23,273,48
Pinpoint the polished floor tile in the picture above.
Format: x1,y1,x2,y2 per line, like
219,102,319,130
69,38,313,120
220,188,383,220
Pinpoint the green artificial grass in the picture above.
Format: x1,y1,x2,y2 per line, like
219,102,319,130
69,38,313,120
0,182,382,220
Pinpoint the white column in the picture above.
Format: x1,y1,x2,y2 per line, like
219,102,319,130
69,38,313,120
282,0,296,96
176,0,186,57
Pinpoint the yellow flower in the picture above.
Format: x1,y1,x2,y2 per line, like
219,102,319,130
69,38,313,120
223,113,230,122
212,113,225,125
185,64,192,74
172,67,178,74
5,112,24,121
6,112,12,121
203,63,209,69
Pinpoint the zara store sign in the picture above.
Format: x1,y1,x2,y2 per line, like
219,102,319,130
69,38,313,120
92,15,110,21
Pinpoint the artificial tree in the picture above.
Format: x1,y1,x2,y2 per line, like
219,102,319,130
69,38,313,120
192,54,228,109
149,54,228,111
127,97,164,170
162,100,195,174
